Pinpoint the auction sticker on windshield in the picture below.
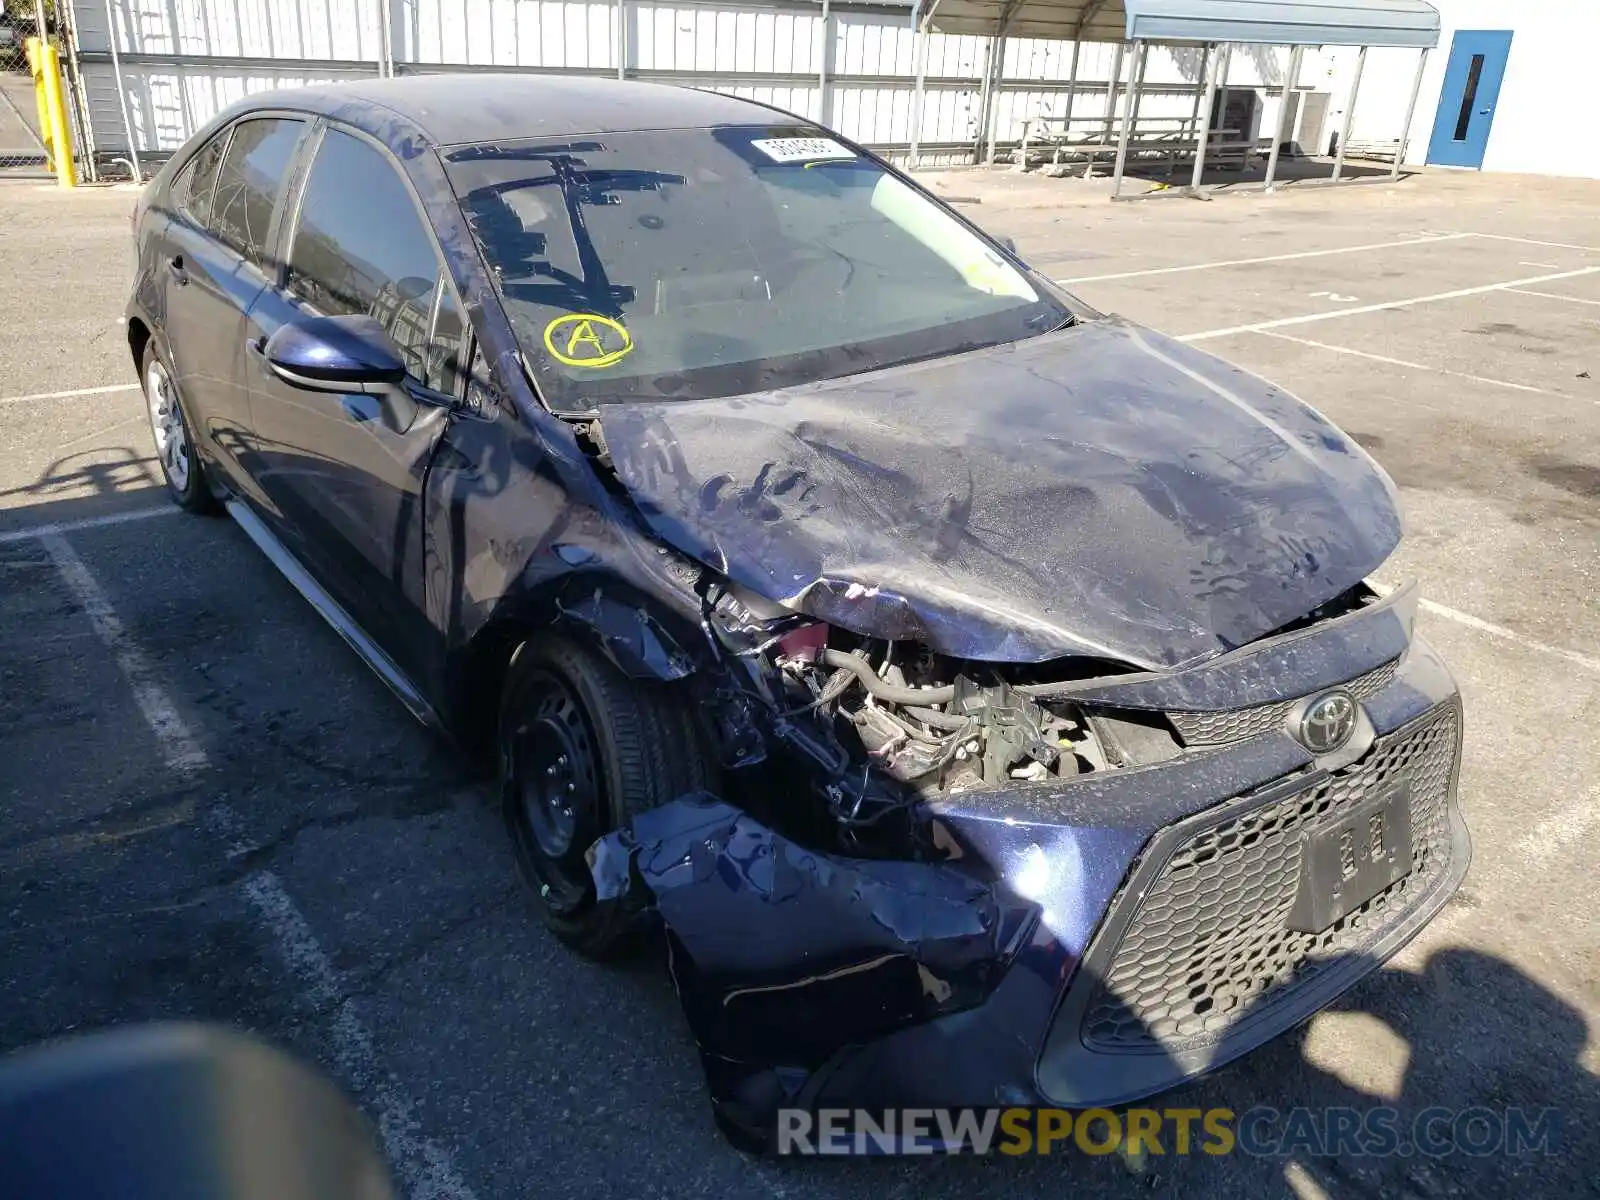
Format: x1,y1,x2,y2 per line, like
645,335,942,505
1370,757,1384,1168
544,313,634,368
749,137,854,164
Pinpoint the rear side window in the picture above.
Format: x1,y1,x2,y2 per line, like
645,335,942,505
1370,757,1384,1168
171,129,230,228
211,117,305,267
287,128,462,389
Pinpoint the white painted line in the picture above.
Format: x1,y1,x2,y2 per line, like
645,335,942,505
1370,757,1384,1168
1418,596,1600,675
36,537,476,1197
39,532,210,774
239,867,480,1200
0,505,179,546
1469,232,1600,255
1505,287,1600,309
0,382,140,407
1055,232,1474,285
1177,266,1600,342
1255,330,1583,402
1517,261,1560,270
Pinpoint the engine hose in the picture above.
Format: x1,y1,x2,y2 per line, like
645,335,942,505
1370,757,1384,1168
819,649,1109,706
903,704,970,731
820,649,956,705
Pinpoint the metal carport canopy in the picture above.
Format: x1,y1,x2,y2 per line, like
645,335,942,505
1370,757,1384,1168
927,0,1441,47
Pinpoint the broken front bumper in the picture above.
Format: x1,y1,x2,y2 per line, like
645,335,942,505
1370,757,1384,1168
592,591,1469,1146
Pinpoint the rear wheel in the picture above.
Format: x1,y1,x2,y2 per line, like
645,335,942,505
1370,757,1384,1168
141,342,218,513
499,636,710,957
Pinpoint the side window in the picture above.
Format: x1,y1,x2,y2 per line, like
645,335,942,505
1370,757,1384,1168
429,285,466,397
287,128,458,388
211,117,305,267
171,129,230,229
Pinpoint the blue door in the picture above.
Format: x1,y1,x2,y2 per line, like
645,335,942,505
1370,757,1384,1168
1426,30,1513,168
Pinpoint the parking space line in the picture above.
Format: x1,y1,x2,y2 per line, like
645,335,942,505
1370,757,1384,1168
1504,287,1600,308
1178,266,1600,342
239,867,481,1200
1055,232,1473,284
0,506,179,546
1254,331,1586,402
0,382,140,407
1468,232,1600,255
38,533,210,774
1418,597,1600,675
33,535,478,1197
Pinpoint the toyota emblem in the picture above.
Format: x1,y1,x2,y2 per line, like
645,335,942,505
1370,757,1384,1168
1299,691,1357,753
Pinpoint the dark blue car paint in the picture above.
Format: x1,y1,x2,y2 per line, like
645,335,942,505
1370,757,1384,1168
599,317,1402,669
125,76,1465,1145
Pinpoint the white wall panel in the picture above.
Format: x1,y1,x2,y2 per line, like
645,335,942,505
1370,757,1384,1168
82,61,375,151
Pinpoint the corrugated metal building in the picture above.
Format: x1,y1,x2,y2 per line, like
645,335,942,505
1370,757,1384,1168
66,0,1597,180
67,0,1302,162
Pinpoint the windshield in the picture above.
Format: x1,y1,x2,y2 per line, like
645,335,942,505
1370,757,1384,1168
444,125,1069,410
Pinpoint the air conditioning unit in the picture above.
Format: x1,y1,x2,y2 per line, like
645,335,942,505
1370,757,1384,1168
1209,87,1262,144
1277,89,1331,157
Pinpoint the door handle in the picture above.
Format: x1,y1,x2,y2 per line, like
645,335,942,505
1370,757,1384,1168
167,254,188,286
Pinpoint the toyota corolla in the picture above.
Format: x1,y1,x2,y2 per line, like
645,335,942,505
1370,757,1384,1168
127,74,1469,1149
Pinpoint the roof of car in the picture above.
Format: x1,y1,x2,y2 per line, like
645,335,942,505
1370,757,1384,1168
251,74,797,148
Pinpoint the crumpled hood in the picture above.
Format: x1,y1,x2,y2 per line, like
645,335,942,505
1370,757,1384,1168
599,317,1401,669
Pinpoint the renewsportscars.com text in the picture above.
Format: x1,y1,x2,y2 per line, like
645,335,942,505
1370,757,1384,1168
776,1106,1560,1157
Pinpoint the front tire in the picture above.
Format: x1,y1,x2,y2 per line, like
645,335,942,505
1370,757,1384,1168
499,636,710,958
141,341,218,513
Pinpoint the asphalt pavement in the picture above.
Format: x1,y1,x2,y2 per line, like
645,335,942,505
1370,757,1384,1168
1,167,1596,1199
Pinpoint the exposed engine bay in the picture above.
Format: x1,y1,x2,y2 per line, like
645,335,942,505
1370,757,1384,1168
696,577,1192,851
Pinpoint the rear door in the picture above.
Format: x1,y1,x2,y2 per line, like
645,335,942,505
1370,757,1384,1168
160,116,308,489
242,124,466,678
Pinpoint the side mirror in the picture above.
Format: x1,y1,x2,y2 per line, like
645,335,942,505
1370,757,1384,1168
262,314,408,394
997,235,1019,256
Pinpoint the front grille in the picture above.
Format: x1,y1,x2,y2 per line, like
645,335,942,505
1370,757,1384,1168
1167,658,1400,747
1081,702,1458,1054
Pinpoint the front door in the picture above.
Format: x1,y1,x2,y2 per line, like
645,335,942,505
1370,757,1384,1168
1426,30,1513,169
160,117,306,489
243,124,466,681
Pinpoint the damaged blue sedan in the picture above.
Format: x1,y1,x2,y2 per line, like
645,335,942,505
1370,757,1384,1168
127,74,1468,1148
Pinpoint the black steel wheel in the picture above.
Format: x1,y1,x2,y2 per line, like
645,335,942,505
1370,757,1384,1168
499,635,710,957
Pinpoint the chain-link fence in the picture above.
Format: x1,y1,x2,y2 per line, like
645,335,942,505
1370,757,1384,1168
0,0,96,180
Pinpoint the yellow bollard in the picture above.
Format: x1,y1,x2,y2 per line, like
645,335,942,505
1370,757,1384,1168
39,42,78,188
24,37,54,174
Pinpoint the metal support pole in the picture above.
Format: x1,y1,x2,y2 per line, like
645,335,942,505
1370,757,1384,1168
974,36,995,164
1090,42,1133,180
39,41,76,186
1332,44,1366,181
1263,44,1302,192
1110,40,1146,197
1101,41,1124,146
59,0,99,179
102,0,141,180
615,0,628,79
1170,43,1209,177
374,0,391,77
908,19,929,169
1392,45,1430,179
1058,37,1082,151
983,35,1007,164
818,0,832,127
1189,41,1224,190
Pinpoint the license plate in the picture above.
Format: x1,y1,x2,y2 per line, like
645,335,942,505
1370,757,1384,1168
1288,783,1413,933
